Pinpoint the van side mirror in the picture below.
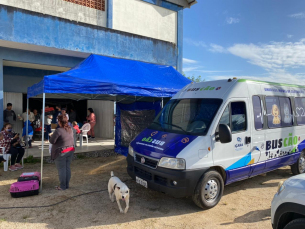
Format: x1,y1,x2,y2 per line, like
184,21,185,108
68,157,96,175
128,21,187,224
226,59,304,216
218,124,232,143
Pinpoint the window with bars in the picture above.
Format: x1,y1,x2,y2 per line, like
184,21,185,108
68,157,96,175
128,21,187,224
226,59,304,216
64,0,105,11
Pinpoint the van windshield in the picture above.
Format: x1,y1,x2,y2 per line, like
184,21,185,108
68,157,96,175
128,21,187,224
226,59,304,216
149,98,223,136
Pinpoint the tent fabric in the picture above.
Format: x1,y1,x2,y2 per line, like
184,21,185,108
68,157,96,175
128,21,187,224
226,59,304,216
115,101,162,156
27,54,191,99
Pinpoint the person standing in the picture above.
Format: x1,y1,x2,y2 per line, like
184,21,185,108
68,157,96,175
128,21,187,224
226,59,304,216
33,109,41,129
50,115,75,190
69,108,76,123
61,108,69,120
53,106,61,124
86,108,96,139
21,109,35,123
3,103,16,127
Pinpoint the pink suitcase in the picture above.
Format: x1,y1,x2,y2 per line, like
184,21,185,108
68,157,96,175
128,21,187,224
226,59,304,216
18,172,41,184
10,180,39,198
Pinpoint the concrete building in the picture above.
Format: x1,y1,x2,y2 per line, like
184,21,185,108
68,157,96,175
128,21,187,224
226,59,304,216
0,0,196,137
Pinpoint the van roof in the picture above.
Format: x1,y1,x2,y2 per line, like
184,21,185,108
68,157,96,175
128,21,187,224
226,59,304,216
237,79,305,88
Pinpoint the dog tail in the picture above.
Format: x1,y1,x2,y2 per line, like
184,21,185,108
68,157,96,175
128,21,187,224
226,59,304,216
111,171,114,177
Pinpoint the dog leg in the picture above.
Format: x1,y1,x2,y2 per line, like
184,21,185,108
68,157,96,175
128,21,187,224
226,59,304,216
124,198,129,214
116,199,124,213
111,192,115,203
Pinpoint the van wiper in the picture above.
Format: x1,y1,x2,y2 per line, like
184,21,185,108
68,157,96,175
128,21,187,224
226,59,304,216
162,122,189,134
152,121,164,131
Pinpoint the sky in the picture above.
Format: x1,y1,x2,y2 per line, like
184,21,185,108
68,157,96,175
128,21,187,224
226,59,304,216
182,0,305,83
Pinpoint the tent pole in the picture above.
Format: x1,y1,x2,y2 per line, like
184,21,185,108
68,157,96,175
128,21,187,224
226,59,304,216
26,98,29,157
162,98,164,108
40,93,45,192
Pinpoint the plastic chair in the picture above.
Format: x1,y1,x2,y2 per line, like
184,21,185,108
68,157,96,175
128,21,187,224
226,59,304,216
0,147,24,171
80,123,91,145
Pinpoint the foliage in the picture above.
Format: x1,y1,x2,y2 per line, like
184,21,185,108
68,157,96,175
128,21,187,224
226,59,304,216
187,75,205,83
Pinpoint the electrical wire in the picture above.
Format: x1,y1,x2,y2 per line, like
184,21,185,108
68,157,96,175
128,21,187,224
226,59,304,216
0,180,131,210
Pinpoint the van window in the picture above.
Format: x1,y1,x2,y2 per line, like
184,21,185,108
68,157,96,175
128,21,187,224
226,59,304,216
150,98,223,136
295,97,305,125
279,97,293,127
231,102,247,133
252,96,263,130
266,96,281,128
219,105,230,127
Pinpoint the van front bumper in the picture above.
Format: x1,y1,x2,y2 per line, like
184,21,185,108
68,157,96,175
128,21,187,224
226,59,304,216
127,154,207,198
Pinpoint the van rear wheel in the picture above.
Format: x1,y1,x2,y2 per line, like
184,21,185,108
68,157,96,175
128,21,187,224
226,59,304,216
291,152,305,175
192,169,224,209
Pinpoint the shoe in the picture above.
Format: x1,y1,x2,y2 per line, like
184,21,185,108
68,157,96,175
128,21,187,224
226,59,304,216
91,137,95,139
15,164,23,169
9,165,17,171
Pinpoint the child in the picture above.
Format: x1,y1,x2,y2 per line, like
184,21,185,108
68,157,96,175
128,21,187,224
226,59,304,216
44,114,53,143
72,121,81,134
22,120,34,148
0,133,6,176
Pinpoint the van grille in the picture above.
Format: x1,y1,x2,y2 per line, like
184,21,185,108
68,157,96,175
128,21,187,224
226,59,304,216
135,153,159,169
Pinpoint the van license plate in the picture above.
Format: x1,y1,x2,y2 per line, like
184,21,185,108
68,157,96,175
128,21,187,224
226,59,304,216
136,176,147,188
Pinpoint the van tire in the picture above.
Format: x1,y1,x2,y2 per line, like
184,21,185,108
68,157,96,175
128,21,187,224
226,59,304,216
192,169,224,209
283,218,305,229
291,152,305,175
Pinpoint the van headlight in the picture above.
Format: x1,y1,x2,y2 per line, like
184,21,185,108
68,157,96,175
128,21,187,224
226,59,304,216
128,146,134,157
158,157,186,170
277,181,285,195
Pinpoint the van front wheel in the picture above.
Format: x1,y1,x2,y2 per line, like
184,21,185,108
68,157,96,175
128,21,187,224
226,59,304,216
291,152,305,175
192,170,224,209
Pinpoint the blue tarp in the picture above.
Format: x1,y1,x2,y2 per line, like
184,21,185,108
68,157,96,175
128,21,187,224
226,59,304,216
27,54,191,99
115,101,162,156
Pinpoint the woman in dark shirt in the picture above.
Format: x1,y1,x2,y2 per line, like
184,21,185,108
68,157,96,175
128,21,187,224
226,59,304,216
50,115,75,190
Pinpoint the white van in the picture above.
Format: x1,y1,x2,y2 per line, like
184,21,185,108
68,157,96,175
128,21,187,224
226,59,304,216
127,78,305,209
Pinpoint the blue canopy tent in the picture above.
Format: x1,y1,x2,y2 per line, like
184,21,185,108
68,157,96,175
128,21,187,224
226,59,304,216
26,54,191,190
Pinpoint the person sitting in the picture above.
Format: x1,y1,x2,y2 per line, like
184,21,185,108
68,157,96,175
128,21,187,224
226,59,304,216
0,133,6,176
0,123,24,171
72,121,81,134
22,120,34,148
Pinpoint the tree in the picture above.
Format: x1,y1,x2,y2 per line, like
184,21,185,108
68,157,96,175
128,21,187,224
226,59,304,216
187,75,204,83
182,72,205,82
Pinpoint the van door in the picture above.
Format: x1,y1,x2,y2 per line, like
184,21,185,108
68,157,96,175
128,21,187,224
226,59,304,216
249,95,266,176
213,99,252,184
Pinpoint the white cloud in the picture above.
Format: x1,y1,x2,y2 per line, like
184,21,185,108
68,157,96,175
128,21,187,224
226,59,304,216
209,43,227,53
227,39,305,70
184,38,207,48
224,39,305,83
289,12,305,19
183,58,198,64
226,17,240,24
183,66,201,72
287,34,293,38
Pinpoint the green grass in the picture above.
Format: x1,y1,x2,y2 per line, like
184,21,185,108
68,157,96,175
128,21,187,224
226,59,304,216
76,154,86,159
24,155,40,164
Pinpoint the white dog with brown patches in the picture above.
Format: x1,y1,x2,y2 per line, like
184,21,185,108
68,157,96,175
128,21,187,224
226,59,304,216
108,171,130,213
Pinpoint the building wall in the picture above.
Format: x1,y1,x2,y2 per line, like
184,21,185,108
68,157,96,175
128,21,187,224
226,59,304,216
0,0,107,27
0,5,177,67
113,0,177,44
87,100,114,139
3,67,60,94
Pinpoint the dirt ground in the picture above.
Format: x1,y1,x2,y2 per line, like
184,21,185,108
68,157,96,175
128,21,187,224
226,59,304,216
0,155,293,229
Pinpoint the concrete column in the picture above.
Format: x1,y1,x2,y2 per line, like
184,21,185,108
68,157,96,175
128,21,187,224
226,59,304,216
0,59,3,129
177,10,183,73
107,0,113,29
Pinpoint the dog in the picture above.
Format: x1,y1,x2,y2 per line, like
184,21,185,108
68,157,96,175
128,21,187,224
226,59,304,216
108,171,130,213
